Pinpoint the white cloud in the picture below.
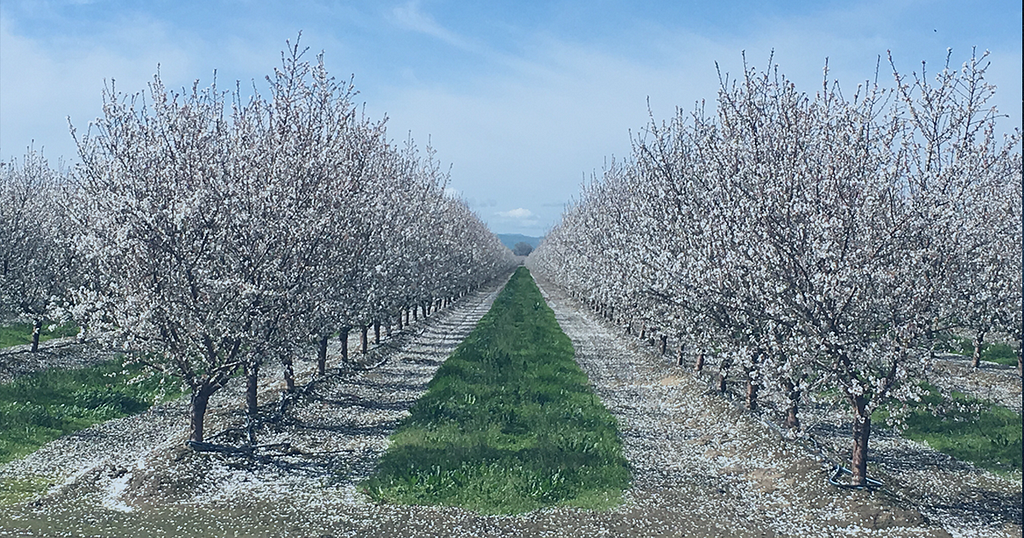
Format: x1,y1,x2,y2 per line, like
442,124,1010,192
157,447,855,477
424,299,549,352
390,0,475,52
497,207,533,219
1,0,1018,241
0,13,198,161
376,2,1021,237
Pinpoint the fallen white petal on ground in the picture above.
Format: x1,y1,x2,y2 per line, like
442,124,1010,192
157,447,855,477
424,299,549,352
0,275,1019,537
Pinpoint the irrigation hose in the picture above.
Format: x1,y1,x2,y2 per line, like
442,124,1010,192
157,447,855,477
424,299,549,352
827,464,885,489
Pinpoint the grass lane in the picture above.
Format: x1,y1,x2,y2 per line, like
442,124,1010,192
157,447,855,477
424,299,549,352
0,321,79,349
874,382,1022,476
0,357,183,466
362,267,630,515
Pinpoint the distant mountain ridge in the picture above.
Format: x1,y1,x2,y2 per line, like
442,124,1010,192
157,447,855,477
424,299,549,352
496,234,543,251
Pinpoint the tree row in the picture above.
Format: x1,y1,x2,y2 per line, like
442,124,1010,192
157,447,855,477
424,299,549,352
528,51,1022,486
0,42,517,447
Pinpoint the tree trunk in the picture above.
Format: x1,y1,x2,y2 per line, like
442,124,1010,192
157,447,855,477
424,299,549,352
745,353,763,410
659,335,668,355
317,334,329,376
189,385,214,443
282,355,295,392
397,310,404,330
340,328,350,362
786,400,801,429
676,344,685,367
694,353,705,373
405,308,410,325
717,372,727,393
386,320,392,337
784,380,801,429
246,361,259,446
413,306,418,321
374,320,381,345
30,319,42,353
639,322,647,340
246,361,259,417
971,330,985,368
361,326,368,354
745,377,758,411
850,397,871,486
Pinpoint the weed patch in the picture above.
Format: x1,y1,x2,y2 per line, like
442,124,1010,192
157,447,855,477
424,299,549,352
0,476,53,506
875,383,1022,475
362,268,630,514
0,357,184,464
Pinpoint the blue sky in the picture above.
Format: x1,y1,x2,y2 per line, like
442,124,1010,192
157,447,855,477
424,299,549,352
1,1,1020,235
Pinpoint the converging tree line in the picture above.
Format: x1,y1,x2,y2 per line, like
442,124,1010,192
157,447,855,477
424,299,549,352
528,51,1022,486
1,37,1020,522
0,40,517,448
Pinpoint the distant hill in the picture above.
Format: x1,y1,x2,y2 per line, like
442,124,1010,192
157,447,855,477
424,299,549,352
496,234,543,251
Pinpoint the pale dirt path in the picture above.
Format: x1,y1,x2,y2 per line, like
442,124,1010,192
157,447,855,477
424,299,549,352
533,275,1020,538
0,338,117,385
1,279,510,537
530,275,958,538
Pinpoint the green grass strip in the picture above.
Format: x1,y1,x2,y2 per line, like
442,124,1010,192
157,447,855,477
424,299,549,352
362,267,631,514
935,333,1019,367
0,357,184,465
874,383,1022,475
0,322,79,349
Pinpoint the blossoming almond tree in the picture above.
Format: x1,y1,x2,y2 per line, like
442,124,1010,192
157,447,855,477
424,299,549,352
70,74,263,443
0,150,75,352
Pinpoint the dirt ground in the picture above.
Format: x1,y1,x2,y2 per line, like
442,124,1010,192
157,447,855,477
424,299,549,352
0,273,1020,537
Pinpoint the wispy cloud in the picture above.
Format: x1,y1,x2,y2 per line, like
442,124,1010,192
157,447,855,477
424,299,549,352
497,208,534,219
0,0,1018,238
390,0,475,52
491,206,542,235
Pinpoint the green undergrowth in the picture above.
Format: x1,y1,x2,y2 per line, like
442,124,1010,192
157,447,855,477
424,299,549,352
0,357,184,465
874,383,1022,475
362,267,630,515
0,321,79,349
936,333,1019,366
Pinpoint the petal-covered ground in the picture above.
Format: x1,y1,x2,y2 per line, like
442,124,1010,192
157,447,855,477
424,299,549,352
0,273,1020,537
